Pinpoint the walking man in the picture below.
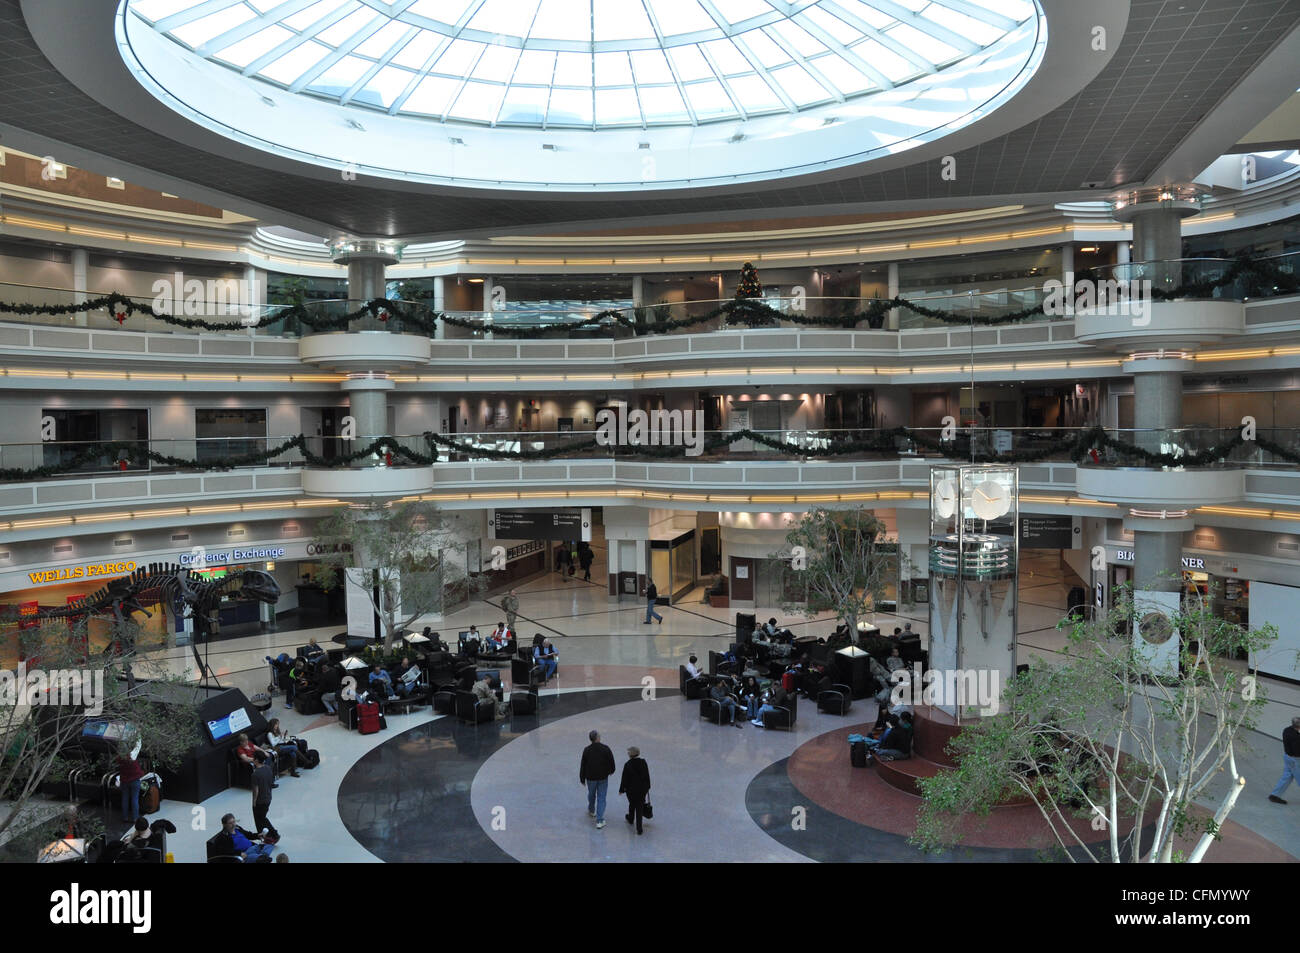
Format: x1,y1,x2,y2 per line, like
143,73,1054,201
503,589,519,632
580,729,616,829
578,544,594,582
643,578,663,625
619,746,652,835
1269,716,1300,804
250,751,280,844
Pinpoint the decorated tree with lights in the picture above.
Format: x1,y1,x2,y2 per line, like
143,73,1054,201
736,261,763,299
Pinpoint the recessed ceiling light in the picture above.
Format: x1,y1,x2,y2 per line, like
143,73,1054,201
638,142,650,149
347,119,365,131
448,137,464,145
542,143,556,150
729,132,745,143
822,117,838,125
260,95,276,107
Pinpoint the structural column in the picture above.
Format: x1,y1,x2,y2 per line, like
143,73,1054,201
432,275,446,339
887,261,900,330
330,238,402,330
1124,355,1192,593
1112,187,1200,291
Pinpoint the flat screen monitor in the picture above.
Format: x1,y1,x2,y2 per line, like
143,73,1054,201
82,718,131,742
205,706,253,743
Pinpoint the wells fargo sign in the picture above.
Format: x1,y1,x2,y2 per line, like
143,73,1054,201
28,561,136,586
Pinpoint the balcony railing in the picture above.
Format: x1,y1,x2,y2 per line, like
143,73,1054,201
3,251,1297,342
1084,251,1300,300
1076,427,1300,469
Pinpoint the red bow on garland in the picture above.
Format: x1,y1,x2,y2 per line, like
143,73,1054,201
114,311,127,325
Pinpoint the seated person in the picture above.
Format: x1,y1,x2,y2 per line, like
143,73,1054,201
709,680,743,728
865,711,914,760
265,719,301,777
122,817,152,847
739,675,762,720
892,627,903,638
534,640,558,680
471,675,506,718
394,657,423,695
885,647,906,673
317,663,341,715
303,637,324,661
683,654,705,680
235,732,274,775
752,685,790,727
213,812,274,863
485,623,510,652
285,656,309,709
368,664,395,698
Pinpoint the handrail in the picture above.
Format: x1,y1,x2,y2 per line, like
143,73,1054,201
4,426,1298,482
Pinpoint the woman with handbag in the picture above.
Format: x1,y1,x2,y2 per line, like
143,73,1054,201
619,746,652,835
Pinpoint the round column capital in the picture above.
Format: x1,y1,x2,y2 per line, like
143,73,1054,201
329,238,404,266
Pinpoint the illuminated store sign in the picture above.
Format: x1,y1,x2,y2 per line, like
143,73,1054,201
28,561,137,585
1111,549,1206,570
180,547,285,566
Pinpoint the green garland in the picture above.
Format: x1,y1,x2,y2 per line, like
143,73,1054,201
1,253,1292,336
7,426,1297,482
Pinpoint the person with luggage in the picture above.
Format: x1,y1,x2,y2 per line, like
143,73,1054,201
369,664,395,699
117,741,144,825
580,730,616,829
285,655,309,709
502,589,519,631
864,711,914,761
236,733,276,779
619,747,652,835
643,579,663,625
250,751,280,844
265,719,302,778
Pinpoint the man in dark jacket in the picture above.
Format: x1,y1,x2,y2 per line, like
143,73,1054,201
872,711,914,761
579,730,616,829
211,813,273,862
250,751,280,844
619,747,652,835
1269,716,1300,803
317,663,341,714
578,544,594,581
643,579,663,625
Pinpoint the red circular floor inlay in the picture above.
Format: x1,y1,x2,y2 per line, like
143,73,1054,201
787,723,1296,861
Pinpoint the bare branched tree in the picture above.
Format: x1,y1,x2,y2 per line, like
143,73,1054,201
1,618,200,850
912,585,1279,862
776,507,893,635
312,500,480,653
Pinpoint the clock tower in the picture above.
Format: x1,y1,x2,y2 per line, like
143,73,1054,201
926,464,1019,720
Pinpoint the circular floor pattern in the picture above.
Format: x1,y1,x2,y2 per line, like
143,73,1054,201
338,688,648,862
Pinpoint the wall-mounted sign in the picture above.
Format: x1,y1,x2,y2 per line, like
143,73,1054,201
1019,515,1080,549
1110,548,1205,570
27,561,137,586
179,547,285,566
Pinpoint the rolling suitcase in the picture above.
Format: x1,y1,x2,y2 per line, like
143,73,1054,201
140,774,162,814
357,701,381,735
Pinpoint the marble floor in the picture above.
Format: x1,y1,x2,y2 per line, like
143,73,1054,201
94,554,1300,863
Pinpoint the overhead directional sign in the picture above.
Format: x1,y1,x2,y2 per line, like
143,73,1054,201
493,510,583,540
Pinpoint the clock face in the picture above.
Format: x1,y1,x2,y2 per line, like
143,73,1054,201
971,479,1011,520
934,478,958,519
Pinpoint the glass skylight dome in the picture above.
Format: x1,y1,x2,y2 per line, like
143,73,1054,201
116,0,1047,192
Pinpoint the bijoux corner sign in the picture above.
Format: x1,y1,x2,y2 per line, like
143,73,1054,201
1111,549,1206,570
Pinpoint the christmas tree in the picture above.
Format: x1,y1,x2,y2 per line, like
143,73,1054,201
735,261,763,299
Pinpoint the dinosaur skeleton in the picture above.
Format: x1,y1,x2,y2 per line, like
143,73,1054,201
36,563,281,689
